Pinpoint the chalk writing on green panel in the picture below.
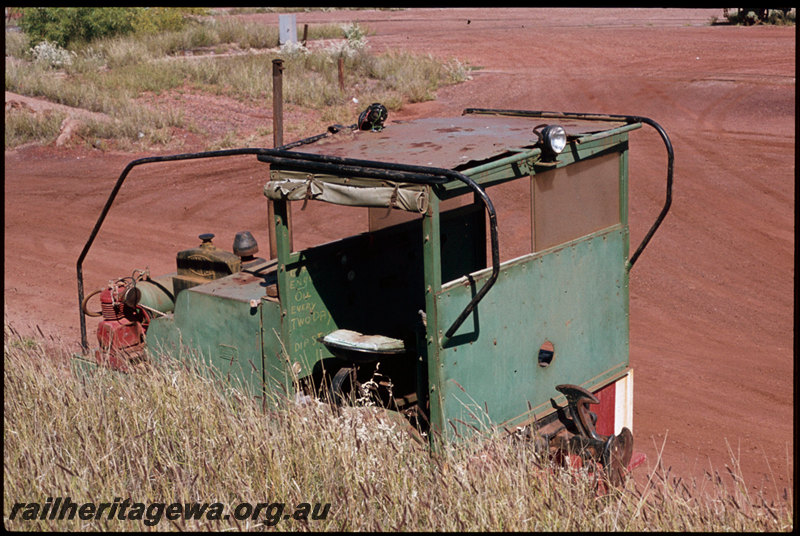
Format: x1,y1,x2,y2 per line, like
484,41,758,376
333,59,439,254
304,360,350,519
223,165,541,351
284,264,336,367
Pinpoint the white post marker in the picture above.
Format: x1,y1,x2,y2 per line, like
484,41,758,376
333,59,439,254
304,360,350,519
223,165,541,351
279,14,297,45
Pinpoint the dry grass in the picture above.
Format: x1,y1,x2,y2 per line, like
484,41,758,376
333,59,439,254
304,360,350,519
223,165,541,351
3,324,793,531
5,16,470,151
4,106,66,148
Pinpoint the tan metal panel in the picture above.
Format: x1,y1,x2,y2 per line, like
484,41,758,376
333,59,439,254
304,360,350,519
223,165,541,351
533,153,621,251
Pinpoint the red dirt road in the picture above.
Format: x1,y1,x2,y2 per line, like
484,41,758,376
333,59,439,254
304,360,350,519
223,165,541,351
4,9,794,498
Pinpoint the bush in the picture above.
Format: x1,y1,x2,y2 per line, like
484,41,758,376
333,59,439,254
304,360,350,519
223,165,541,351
19,8,138,48
30,40,75,69
18,8,206,48
131,7,196,35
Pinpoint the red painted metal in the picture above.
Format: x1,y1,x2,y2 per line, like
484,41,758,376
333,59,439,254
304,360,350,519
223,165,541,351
94,284,146,371
593,378,647,476
592,381,616,437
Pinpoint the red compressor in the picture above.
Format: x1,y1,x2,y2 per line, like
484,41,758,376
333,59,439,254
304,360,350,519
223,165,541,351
81,274,152,371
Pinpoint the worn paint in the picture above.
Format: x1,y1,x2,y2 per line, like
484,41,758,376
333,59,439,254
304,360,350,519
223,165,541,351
295,115,627,171
139,112,638,443
433,228,630,441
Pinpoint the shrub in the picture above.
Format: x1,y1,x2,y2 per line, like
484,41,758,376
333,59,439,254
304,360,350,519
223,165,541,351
131,7,200,35
18,8,207,48
30,40,75,69
342,22,368,49
326,22,369,59
19,8,138,48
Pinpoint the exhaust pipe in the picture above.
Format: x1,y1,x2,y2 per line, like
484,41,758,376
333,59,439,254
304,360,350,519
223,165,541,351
269,58,292,258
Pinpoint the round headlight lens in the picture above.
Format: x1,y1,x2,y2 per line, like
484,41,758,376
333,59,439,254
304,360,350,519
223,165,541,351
542,125,567,155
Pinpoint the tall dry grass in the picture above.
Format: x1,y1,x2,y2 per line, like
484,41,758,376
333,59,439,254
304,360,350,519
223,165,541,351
5,17,470,150
3,325,793,531
4,107,66,148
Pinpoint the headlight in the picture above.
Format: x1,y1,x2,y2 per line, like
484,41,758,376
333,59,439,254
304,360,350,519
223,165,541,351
541,124,567,156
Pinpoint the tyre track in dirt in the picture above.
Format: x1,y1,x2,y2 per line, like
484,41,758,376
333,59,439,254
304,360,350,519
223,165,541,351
620,52,794,495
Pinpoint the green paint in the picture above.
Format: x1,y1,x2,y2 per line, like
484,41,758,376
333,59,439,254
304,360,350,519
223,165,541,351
434,228,630,440
146,280,269,396
136,115,640,442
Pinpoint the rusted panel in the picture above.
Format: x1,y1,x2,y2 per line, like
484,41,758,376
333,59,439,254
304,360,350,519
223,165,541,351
533,152,621,251
296,115,626,171
188,262,277,304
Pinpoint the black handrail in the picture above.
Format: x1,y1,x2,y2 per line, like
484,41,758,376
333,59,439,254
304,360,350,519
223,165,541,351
256,150,500,340
463,108,673,269
77,149,265,350
77,144,500,350
78,109,671,351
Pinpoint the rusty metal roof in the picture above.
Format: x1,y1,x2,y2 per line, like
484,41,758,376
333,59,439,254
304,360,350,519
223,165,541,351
293,114,627,170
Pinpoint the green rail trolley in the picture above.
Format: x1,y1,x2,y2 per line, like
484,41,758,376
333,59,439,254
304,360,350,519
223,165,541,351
77,107,673,483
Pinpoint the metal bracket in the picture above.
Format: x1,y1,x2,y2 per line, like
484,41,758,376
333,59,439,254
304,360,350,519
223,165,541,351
552,383,634,486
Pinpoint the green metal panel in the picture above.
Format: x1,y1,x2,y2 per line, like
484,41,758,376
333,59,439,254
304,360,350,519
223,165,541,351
145,281,267,396
260,298,291,401
432,227,630,440
271,197,487,388
275,218,427,376
422,194,444,436
422,201,486,442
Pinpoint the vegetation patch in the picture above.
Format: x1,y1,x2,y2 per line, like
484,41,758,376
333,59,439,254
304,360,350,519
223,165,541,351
3,325,793,531
5,9,471,151
17,7,207,48
4,105,66,148
719,8,795,25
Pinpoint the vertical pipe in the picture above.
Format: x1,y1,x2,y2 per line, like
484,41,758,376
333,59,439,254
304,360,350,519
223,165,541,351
272,59,284,148
269,59,291,258
302,23,308,46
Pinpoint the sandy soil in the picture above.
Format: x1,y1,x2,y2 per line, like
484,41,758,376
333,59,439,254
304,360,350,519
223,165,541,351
4,9,794,500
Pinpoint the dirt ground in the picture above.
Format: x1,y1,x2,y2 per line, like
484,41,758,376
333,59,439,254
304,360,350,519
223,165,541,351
4,9,794,500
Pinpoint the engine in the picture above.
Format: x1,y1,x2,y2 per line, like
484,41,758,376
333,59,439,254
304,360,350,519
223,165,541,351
82,232,259,371
93,278,149,371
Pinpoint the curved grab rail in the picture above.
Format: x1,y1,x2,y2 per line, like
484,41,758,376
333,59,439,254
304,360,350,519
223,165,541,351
463,108,674,269
79,110,671,351
257,151,500,340
78,145,500,350
254,150,500,340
